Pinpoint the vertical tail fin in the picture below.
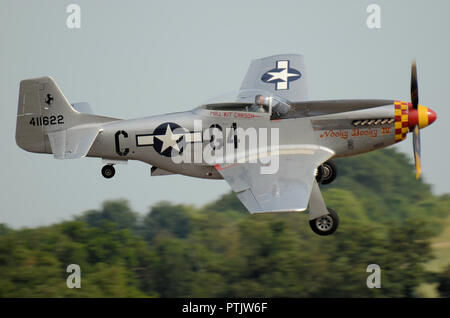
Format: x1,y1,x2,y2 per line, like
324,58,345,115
16,76,119,157
16,76,79,153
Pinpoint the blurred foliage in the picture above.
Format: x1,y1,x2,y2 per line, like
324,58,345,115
0,148,449,297
437,265,450,297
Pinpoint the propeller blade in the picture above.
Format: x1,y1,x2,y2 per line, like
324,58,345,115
411,60,419,110
413,125,421,179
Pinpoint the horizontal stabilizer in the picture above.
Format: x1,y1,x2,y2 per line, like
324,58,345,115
72,102,94,114
47,125,100,159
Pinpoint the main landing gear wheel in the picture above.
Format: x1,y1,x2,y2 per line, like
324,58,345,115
316,160,338,185
315,165,325,184
309,208,339,236
101,165,115,179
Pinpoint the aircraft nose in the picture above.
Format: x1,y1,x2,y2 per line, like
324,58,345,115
407,104,436,129
427,107,437,126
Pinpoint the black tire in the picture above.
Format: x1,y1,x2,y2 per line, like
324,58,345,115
315,165,324,183
309,208,339,236
101,165,115,179
320,160,337,185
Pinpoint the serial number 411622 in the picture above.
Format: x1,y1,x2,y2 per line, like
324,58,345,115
29,115,64,126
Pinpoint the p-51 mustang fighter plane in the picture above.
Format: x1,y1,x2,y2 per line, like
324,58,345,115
15,54,436,235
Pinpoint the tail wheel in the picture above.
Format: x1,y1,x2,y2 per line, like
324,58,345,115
101,165,115,179
320,160,338,185
309,208,339,236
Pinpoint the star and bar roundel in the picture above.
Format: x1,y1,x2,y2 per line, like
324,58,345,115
261,60,301,90
135,122,202,157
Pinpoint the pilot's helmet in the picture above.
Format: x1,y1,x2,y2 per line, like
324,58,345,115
255,95,272,106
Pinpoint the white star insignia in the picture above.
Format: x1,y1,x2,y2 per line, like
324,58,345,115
266,68,298,83
155,125,184,152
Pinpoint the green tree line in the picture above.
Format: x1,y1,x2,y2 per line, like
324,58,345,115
1,148,450,297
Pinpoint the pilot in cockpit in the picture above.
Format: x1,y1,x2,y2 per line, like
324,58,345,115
247,94,291,119
249,95,269,113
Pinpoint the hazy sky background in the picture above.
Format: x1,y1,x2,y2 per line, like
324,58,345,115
1,0,449,228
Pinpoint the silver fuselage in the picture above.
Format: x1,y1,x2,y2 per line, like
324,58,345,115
79,101,399,179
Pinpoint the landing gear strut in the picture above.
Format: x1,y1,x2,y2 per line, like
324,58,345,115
309,179,339,236
309,208,339,236
316,160,338,185
101,165,115,179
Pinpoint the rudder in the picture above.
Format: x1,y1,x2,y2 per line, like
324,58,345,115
16,76,78,153
16,76,119,157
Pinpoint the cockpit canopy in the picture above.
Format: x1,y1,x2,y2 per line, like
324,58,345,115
199,90,292,119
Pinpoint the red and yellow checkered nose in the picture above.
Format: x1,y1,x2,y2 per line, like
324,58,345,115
394,101,437,142
394,101,410,142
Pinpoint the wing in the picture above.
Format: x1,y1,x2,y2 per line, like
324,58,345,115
214,145,334,213
237,54,309,103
